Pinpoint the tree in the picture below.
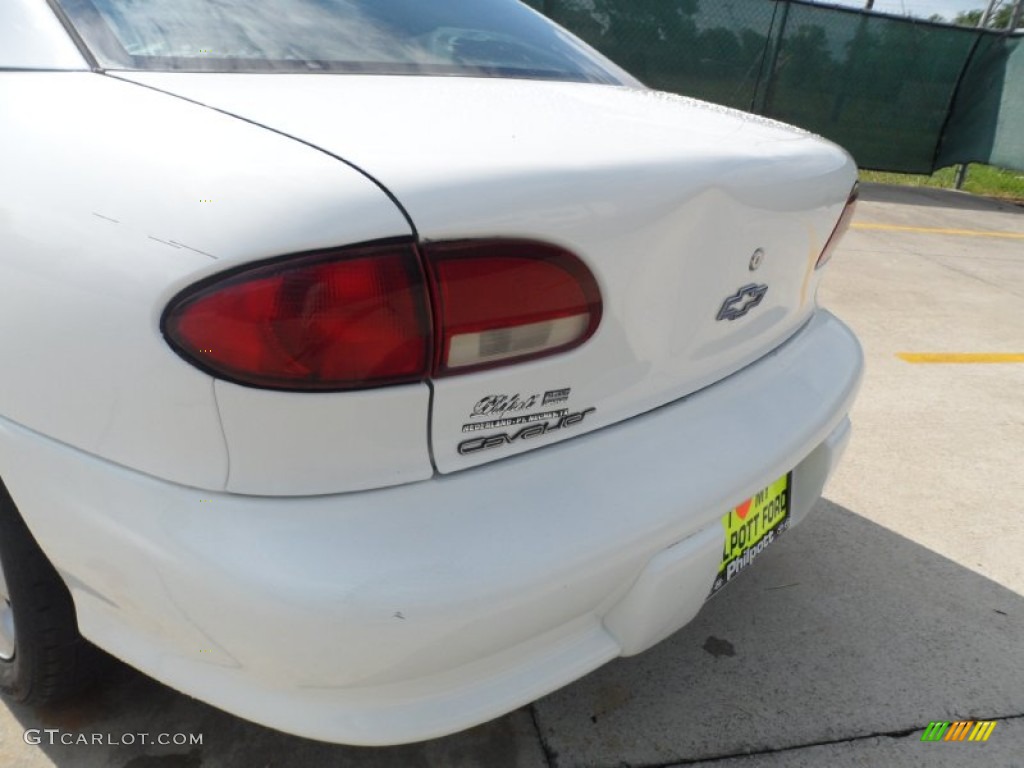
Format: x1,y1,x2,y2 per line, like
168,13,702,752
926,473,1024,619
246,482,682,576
955,9,984,25
954,5,1022,29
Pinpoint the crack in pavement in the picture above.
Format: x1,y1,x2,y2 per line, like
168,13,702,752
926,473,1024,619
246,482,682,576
659,713,1024,767
529,704,559,768
531,712,1024,768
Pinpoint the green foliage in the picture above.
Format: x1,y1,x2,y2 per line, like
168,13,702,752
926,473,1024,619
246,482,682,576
861,165,1024,200
954,6,1021,29
955,9,985,26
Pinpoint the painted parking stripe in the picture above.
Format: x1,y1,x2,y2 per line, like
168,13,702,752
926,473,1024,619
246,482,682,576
853,223,1024,239
898,353,1024,364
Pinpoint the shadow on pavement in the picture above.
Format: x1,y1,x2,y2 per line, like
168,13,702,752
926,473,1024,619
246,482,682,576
859,182,1024,214
533,499,1024,767
4,499,1023,767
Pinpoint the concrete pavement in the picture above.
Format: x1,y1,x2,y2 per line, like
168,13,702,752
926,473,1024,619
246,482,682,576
2,183,1022,767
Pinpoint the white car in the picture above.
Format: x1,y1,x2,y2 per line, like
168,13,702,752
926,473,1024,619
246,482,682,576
0,0,862,746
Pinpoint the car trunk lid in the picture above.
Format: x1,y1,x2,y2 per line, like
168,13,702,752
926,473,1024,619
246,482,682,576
119,73,857,472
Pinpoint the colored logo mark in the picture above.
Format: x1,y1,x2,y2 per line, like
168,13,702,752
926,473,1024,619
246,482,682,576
921,720,997,743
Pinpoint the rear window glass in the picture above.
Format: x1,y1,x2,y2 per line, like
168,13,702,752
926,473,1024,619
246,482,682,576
55,0,622,83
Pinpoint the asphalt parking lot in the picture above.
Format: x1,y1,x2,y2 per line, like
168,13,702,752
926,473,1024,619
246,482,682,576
1,182,1022,768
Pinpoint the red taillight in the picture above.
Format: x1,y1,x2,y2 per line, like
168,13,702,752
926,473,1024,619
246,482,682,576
424,240,602,375
816,183,859,270
163,243,431,390
164,239,602,391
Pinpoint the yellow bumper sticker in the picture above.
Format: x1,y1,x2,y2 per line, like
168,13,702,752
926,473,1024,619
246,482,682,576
709,472,792,598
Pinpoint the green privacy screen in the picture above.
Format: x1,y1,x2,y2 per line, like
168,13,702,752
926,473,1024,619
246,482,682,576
525,0,1024,174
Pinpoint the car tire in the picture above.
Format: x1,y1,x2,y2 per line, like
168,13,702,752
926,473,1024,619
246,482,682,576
0,479,100,706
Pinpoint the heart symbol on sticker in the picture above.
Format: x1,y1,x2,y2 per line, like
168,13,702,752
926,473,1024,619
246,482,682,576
735,499,753,520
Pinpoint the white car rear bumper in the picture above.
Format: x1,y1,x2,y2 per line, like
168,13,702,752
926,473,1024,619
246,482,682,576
0,309,861,746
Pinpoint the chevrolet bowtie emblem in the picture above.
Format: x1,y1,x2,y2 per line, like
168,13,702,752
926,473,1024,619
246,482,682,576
716,284,768,321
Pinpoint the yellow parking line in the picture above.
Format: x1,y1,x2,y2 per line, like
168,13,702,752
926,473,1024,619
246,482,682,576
898,353,1024,364
853,223,1024,239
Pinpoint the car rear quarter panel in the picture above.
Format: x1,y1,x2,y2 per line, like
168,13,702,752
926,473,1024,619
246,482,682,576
0,72,431,492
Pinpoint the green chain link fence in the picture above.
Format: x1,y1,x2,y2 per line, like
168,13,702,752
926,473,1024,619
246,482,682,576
525,0,1024,174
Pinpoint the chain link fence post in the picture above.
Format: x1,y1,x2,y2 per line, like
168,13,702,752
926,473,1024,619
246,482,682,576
757,1,791,116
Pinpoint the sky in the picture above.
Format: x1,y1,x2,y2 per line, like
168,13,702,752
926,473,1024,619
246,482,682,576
820,0,998,22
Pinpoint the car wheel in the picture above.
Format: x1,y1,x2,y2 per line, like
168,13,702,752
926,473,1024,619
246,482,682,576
0,479,100,706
